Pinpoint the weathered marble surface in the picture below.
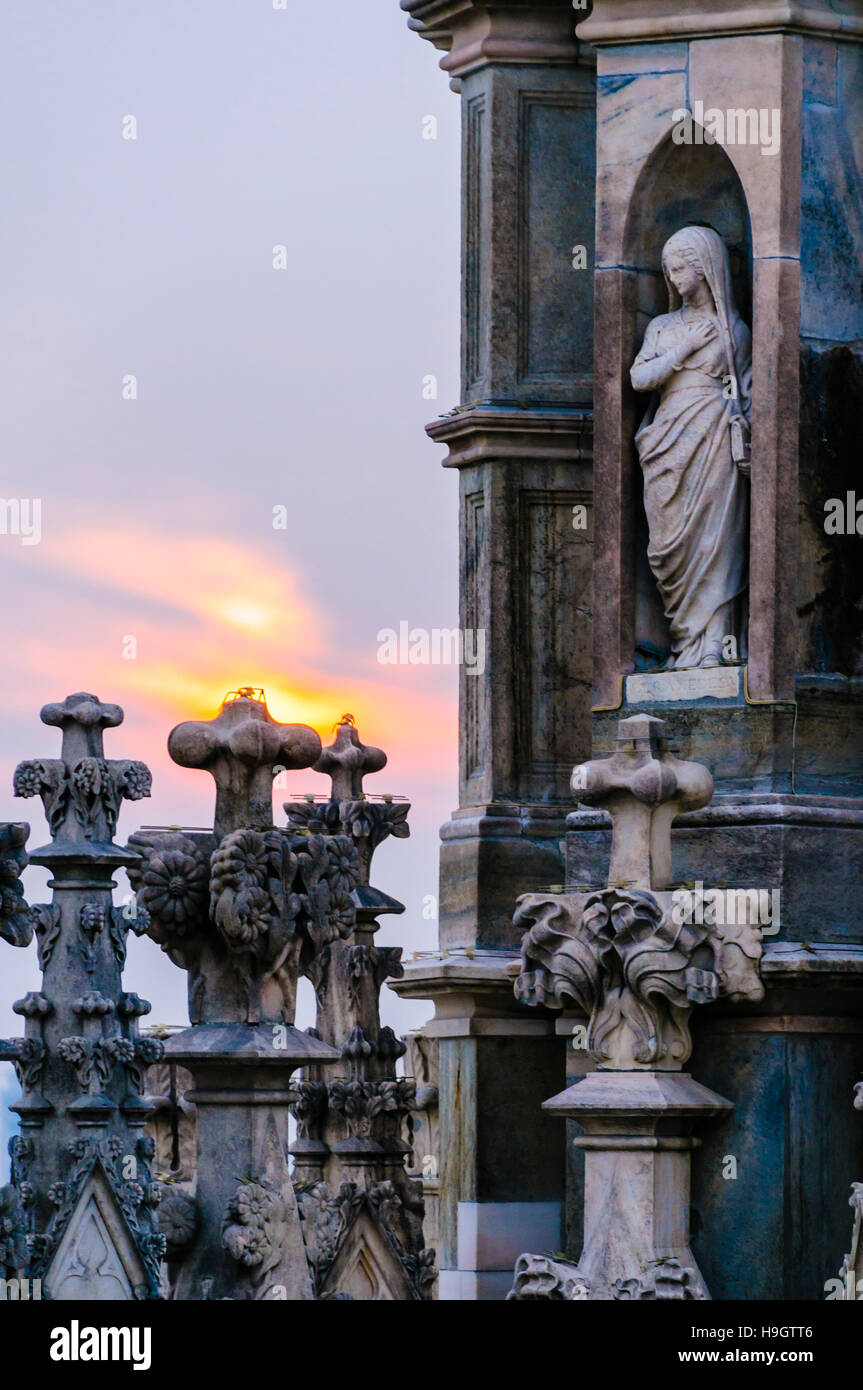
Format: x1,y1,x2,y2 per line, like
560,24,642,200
127,691,346,1300
285,717,435,1300
0,693,163,1300
510,717,754,1298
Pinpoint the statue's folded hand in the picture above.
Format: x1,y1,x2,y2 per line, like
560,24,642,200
679,318,718,355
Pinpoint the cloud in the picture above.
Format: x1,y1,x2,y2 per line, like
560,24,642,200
0,510,456,797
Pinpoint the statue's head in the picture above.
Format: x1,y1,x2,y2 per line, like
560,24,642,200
661,226,737,323
661,228,709,301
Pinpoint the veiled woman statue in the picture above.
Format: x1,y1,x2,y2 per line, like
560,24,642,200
631,225,751,670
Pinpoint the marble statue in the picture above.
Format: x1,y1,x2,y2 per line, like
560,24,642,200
631,226,751,670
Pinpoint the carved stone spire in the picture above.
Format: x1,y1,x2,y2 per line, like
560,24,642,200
313,714,386,804
285,718,434,1300
0,694,163,1300
127,688,353,1300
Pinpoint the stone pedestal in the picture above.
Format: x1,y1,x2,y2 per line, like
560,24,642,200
163,1024,338,1302
543,1070,731,1300
391,949,565,1295
402,0,598,1298
507,717,763,1300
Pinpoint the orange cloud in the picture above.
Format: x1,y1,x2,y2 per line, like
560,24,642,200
6,515,457,799
42,524,324,654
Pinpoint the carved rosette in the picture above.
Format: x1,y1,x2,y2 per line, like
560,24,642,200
221,1180,293,1298
128,825,359,1026
127,832,209,951
157,1183,198,1260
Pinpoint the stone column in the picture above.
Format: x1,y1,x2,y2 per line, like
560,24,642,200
397,0,596,1300
509,717,763,1300
572,0,863,1299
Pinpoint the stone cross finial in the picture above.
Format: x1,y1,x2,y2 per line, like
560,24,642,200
13,691,151,847
41,692,123,760
287,716,406,885
571,714,713,890
313,714,387,801
168,689,322,837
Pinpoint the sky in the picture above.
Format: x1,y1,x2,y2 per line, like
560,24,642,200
0,1,460,1169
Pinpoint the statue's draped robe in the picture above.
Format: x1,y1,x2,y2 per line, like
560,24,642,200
631,231,751,669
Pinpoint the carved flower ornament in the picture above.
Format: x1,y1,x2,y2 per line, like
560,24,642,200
119,763,152,801
222,1182,286,1269
141,848,208,927
12,763,44,799
72,758,108,796
212,829,271,892
326,840,361,895
158,1186,198,1251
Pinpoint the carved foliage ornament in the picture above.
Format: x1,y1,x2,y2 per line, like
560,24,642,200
287,797,409,883
515,888,719,1067
34,1136,165,1291
298,1179,435,1300
613,1258,706,1301
507,1254,589,1302
14,757,151,839
328,1077,416,1139
0,822,33,949
515,886,762,1068
128,828,359,979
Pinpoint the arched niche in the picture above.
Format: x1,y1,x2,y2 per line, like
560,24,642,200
621,134,753,668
